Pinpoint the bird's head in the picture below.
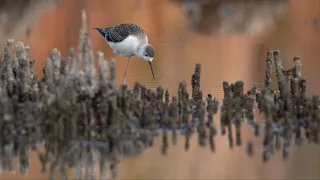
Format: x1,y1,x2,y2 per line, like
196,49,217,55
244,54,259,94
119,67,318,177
137,44,156,79
138,44,155,62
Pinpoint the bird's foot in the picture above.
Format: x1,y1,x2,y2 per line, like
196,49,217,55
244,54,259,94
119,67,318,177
122,78,127,85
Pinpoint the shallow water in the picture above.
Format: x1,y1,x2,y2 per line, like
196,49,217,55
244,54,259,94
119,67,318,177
1,0,320,179
0,111,319,179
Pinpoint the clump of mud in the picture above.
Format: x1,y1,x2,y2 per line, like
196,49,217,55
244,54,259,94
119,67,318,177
0,0,59,46
172,0,289,36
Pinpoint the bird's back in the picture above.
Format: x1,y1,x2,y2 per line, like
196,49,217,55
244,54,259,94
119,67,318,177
105,24,146,43
94,24,148,56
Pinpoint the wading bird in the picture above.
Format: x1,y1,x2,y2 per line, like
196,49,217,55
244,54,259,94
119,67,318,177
93,24,156,83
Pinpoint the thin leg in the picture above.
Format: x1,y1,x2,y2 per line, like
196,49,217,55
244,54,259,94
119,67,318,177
122,57,132,84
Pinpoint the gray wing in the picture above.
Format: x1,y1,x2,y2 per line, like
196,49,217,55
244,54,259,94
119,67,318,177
106,24,145,43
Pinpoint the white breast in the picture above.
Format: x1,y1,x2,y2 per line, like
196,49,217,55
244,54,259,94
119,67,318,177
107,35,142,57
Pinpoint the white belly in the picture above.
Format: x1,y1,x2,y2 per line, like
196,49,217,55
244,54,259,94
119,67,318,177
107,35,142,57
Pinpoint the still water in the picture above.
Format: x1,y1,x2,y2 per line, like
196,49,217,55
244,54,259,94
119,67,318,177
1,0,320,179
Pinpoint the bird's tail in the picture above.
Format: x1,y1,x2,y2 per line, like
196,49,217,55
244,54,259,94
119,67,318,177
93,28,106,38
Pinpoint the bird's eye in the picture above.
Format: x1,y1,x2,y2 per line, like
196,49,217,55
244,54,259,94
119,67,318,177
145,54,148,57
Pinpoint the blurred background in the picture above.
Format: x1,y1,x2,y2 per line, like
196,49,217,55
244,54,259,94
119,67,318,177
0,0,319,179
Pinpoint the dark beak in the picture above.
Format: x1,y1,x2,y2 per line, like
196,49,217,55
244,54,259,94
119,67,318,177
148,61,155,80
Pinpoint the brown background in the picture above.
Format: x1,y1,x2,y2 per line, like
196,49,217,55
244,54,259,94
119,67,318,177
0,0,319,179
